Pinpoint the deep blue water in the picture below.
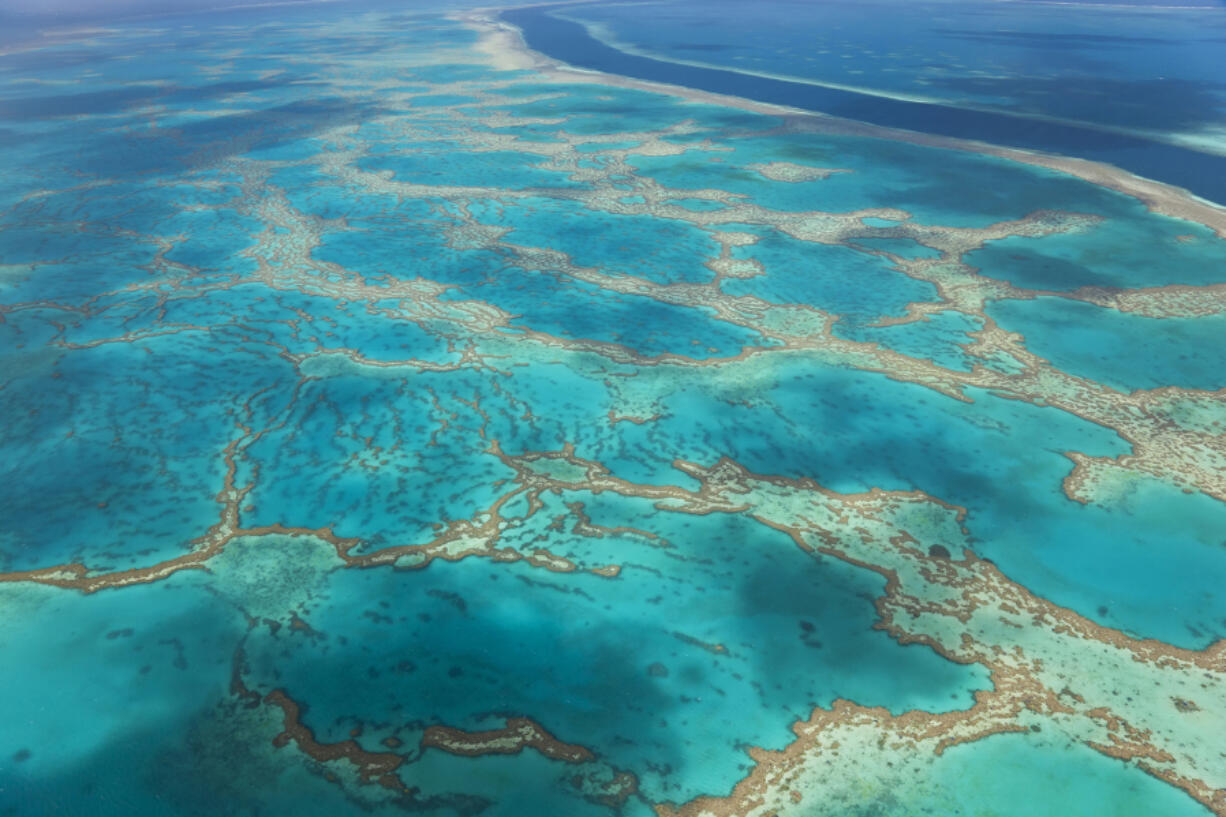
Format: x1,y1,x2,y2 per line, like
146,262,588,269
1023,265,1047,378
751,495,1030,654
503,5,1226,206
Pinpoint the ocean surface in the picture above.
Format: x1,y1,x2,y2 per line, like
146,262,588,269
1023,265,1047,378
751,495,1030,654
507,1,1226,206
553,0,1226,142
0,1,1224,815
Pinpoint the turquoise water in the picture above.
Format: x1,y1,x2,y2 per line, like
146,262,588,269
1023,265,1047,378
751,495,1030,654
989,298,1226,393
1,3,1223,816
917,731,1213,817
721,232,937,324
968,212,1226,291
834,310,981,371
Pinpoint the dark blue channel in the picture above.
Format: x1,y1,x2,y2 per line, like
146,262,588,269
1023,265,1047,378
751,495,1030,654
502,5,1226,207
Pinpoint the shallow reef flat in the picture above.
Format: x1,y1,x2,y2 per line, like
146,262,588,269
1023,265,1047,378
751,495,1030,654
0,5,1224,817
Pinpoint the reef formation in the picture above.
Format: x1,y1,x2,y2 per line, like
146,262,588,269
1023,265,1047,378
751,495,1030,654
0,5,1223,816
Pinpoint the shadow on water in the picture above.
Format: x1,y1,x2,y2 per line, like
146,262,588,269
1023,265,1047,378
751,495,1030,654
0,556,688,816
234,561,698,809
964,244,1122,290
733,550,986,718
0,78,321,120
54,96,383,177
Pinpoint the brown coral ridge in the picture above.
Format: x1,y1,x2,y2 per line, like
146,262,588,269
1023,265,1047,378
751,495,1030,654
656,678,1226,817
487,443,1226,816
565,500,665,545
422,717,643,809
672,631,729,656
572,768,642,810
654,678,1035,817
0,428,358,594
265,689,409,793
231,642,634,810
0,427,629,594
421,717,595,764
